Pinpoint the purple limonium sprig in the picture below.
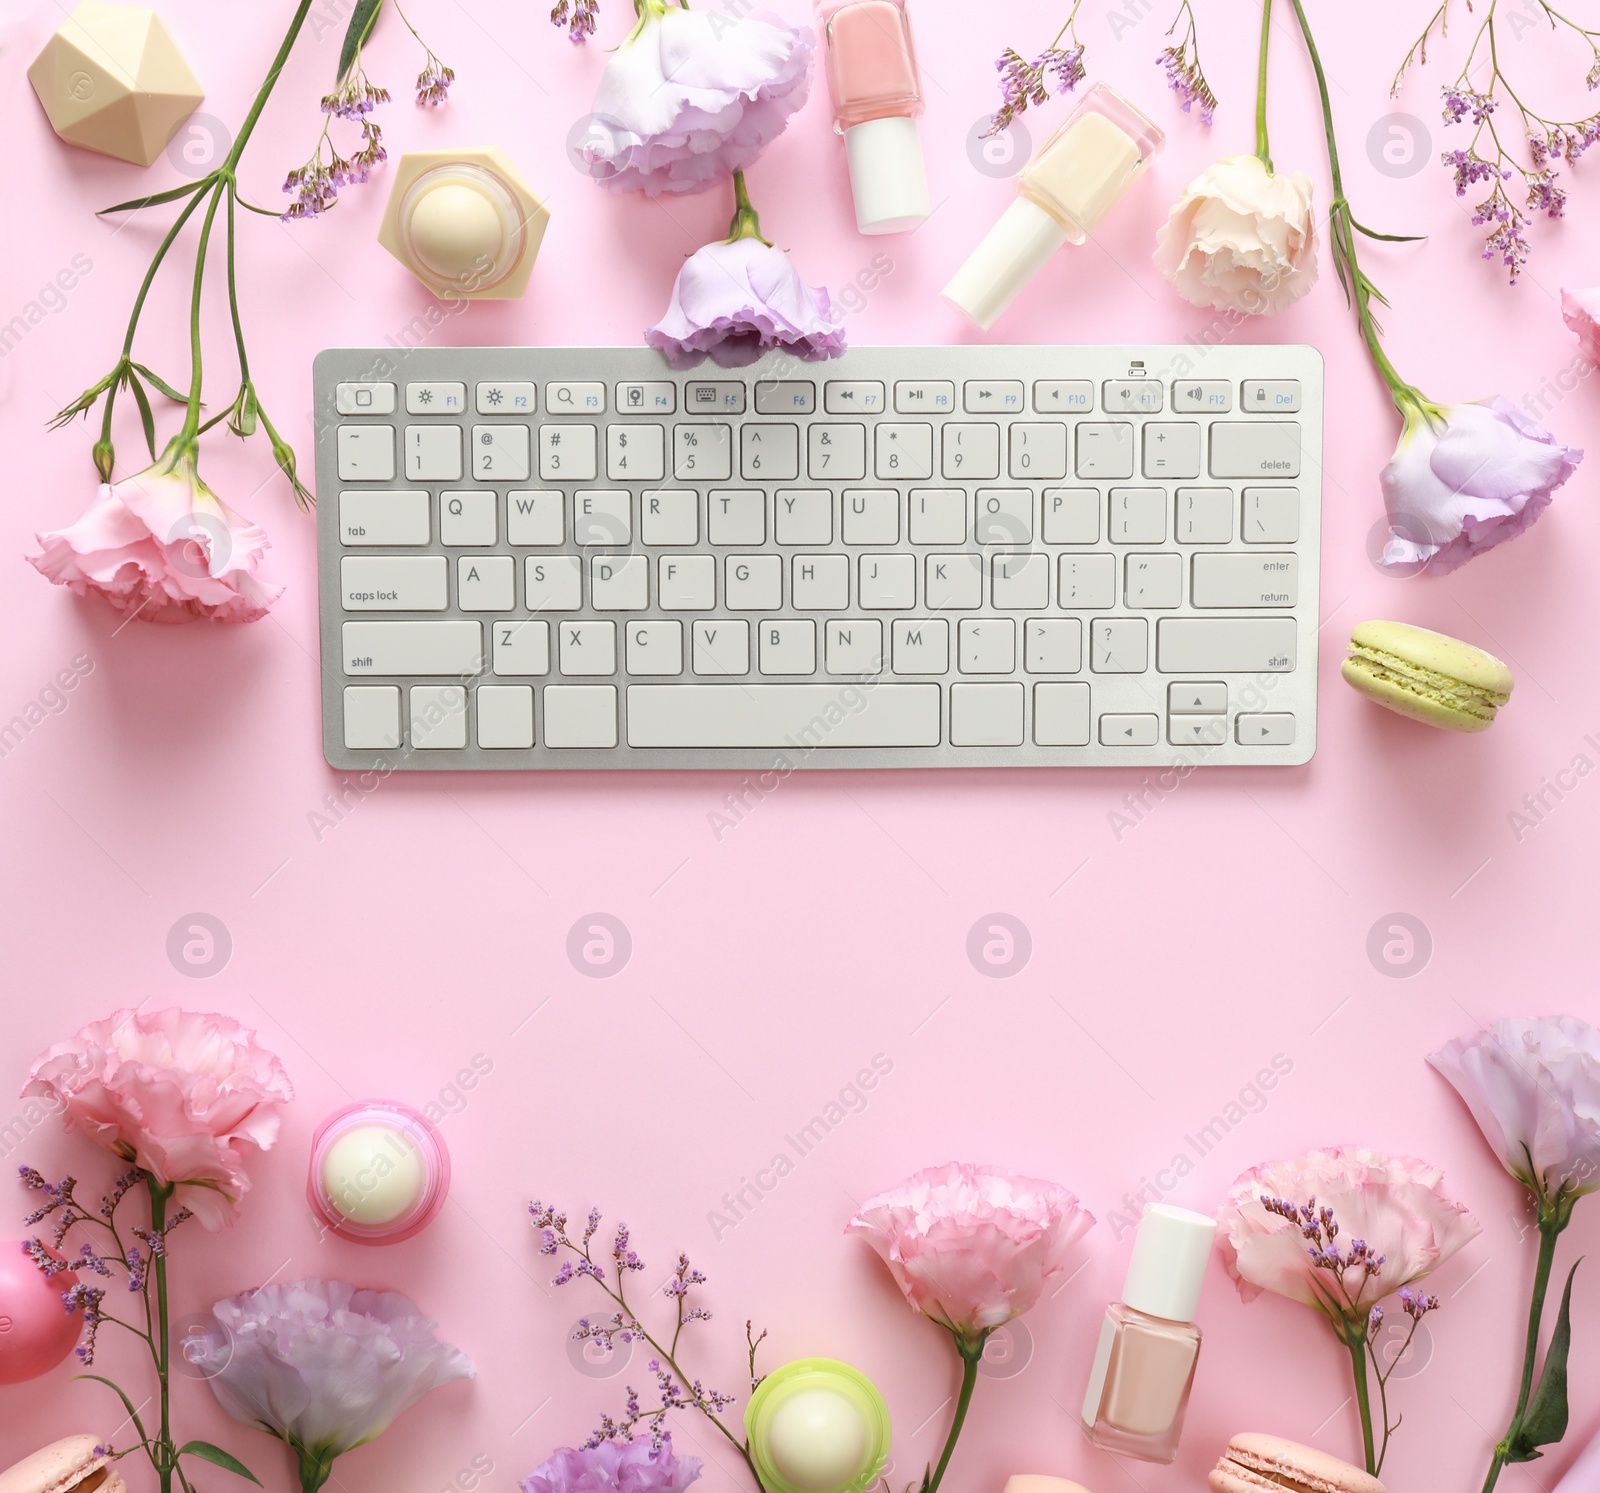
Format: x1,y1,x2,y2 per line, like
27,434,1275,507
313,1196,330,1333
549,0,598,43
1157,0,1217,125
532,1198,770,1484
982,0,1087,137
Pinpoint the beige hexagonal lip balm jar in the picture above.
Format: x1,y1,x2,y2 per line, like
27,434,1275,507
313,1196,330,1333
378,147,550,301
28,0,205,167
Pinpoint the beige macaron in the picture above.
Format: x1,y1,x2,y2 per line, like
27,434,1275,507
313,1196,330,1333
1209,1433,1385,1493
1003,1479,1095,1493
1341,620,1513,732
0,1437,127,1493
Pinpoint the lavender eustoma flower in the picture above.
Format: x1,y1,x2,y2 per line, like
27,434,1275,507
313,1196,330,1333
579,0,811,196
185,1279,474,1493
1378,398,1581,575
521,1436,702,1493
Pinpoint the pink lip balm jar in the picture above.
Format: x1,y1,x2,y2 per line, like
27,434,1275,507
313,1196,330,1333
307,1100,450,1245
0,1243,83,1383
816,0,931,234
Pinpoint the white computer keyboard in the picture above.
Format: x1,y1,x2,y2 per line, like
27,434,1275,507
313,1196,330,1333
314,346,1321,771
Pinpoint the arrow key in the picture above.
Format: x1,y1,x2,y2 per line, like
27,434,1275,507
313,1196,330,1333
1167,713,1228,747
1236,712,1296,745
1099,712,1159,746
1168,681,1227,714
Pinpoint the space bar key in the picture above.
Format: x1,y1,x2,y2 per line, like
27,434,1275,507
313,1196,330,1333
627,684,941,748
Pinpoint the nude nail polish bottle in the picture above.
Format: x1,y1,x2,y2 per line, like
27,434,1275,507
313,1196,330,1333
1080,1203,1217,1463
816,0,931,234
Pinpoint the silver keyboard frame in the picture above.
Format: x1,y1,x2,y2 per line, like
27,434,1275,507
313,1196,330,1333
314,345,1322,772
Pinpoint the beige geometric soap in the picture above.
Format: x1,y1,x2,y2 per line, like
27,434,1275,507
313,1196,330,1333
29,2,204,167
378,147,550,301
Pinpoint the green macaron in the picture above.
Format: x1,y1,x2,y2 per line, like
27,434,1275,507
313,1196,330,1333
1341,620,1513,732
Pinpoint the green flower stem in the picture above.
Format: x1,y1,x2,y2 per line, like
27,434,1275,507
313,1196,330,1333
1255,0,1273,170
924,1336,985,1493
1481,1212,1564,1493
148,1178,175,1493
296,1446,334,1493
726,169,770,245
1342,1334,1378,1477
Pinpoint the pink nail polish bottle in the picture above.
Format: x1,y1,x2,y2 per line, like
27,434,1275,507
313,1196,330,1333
816,0,931,234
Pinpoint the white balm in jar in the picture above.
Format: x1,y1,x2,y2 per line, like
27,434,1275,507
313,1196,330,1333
307,1100,450,1244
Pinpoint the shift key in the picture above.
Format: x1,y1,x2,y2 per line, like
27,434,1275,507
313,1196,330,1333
1157,617,1295,672
1210,421,1300,478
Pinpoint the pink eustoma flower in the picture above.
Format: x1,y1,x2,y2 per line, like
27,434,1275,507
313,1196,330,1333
521,1437,702,1493
1561,286,1600,367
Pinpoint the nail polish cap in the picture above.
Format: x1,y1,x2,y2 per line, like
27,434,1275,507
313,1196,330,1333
1121,1203,1217,1322
941,197,1068,330
843,115,931,234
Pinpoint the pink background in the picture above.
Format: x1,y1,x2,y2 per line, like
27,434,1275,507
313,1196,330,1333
3,0,1600,1490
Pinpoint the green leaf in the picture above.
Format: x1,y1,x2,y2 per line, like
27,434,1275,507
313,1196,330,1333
128,374,158,459
1508,1258,1583,1463
1352,219,1427,243
337,0,384,82
99,179,212,216
233,386,258,437
131,363,187,403
178,1443,263,1486
72,1374,152,1446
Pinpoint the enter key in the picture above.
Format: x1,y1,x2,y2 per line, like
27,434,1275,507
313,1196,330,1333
1191,552,1298,607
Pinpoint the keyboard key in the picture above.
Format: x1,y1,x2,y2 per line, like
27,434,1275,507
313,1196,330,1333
458,555,515,611
573,491,631,545
607,423,665,480
1175,487,1233,543
1156,617,1296,672
1100,712,1159,746
824,380,884,414
892,618,948,674
546,380,605,413
407,382,466,414
674,423,732,480
507,490,564,545
1043,488,1099,544
843,489,899,545
343,685,401,748
1169,714,1228,747
590,554,649,610
1210,420,1301,478
975,489,1031,545
1242,379,1301,412
337,425,395,481
1237,712,1296,744
560,620,616,675
741,422,798,479
341,555,447,611
1142,422,1201,480
876,423,934,479
1191,552,1298,607
909,489,966,544
776,489,833,545
340,491,428,546
617,380,676,413
1109,488,1166,543
1025,619,1082,673
337,382,396,415
441,491,496,546
809,423,866,480
478,685,535,748
1169,682,1227,713
342,620,482,676
493,619,550,675
1032,380,1092,412
544,685,618,747
942,423,1000,479
472,423,530,480
759,619,816,675
895,380,954,413
950,682,1024,746
1091,618,1148,673
658,555,715,610
525,555,582,612
405,425,462,481
627,684,940,747
826,618,882,675
963,380,1024,413
709,489,766,545
1102,379,1163,412
1075,422,1134,478
1059,554,1115,609
754,380,815,415
476,381,536,415
685,380,744,414
641,489,698,546
925,553,982,609
693,620,749,674
411,685,468,748
991,552,1048,609
539,423,597,480
859,554,915,608
1034,682,1090,745
1171,379,1231,412
627,620,683,675
725,555,782,609
959,618,1015,673
1009,423,1067,479
1243,487,1300,542
1124,553,1182,609
792,554,849,609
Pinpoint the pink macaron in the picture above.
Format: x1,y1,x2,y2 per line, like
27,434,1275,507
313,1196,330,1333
0,1437,128,1493
1209,1434,1385,1493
